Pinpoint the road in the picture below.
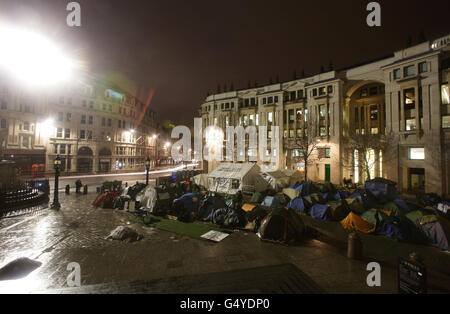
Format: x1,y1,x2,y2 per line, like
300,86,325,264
46,163,198,192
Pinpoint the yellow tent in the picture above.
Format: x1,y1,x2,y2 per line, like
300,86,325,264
341,212,375,234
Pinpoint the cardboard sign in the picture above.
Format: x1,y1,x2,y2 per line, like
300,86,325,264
398,258,427,294
201,230,230,242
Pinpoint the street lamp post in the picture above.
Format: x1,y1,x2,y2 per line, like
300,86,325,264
51,155,61,210
145,157,151,186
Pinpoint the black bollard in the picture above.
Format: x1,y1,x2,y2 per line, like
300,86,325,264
65,184,70,195
83,185,88,195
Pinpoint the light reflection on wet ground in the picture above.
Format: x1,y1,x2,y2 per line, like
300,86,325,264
0,192,402,294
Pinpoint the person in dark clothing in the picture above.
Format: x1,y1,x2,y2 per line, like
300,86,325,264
75,179,83,194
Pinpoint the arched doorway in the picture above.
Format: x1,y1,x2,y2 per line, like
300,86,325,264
77,146,93,173
344,81,386,183
98,147,112,173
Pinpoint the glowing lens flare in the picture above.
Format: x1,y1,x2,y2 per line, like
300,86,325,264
0,25,74,86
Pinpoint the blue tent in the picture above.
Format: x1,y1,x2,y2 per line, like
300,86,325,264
173,193,202,212
393,198,411,213
287,197,306,213
310,204,333,221
261,196,281,208
365,179,398,204
377,216,428,244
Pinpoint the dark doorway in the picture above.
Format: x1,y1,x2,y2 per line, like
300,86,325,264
409,168,425,192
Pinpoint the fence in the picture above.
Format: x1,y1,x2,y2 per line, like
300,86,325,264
0,179,50,218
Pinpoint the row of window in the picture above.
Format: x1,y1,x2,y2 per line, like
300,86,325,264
393,62,428,80
311,85,333,97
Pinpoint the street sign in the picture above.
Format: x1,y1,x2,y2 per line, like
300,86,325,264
398,257,427,294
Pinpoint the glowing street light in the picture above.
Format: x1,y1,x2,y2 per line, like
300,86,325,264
0,24,75,87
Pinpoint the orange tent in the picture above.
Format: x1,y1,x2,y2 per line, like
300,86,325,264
341,212,375,234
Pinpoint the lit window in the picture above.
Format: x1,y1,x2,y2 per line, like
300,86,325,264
289,130,294,138
442,116,450,129
442,84,449,105
406,119,416,131
371,128,379,134
409,147,424,160
320,127,327,136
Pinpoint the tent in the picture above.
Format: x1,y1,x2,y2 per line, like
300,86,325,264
173,193,202,213
92,192,119,209
328,200,350,221
261,170,303,191
287,197,307,213
288,181,315,197
346,197,365,215
377,216,429,244
198,196,228,219
257,208,305,244
191,173,208,189
415,216,450,251
365,178,398,204
135,185,158,212
360,209,391,229
207,163,267,195
340,212,375,234
310,204,334,221
382,202,405,217
282,188,300,201
261,196,281,208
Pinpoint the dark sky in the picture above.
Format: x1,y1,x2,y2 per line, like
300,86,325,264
0,0,449,126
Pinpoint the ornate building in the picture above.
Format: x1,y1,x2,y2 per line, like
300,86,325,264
0,75,165,176
199,34,450,196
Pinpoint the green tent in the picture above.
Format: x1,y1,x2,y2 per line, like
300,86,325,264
382,201,405,217
257,208,305,244
282,188,300,201
406,210,426,223
347,197,365,215
361,208,390,227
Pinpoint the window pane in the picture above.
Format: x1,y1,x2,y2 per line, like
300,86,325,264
442,84,449,105
409,147,424,160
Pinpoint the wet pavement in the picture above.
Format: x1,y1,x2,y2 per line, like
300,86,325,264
0,192,408,294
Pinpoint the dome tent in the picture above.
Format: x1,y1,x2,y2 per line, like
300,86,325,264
257,208,305,244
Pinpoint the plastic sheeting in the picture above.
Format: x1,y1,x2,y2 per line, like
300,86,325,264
135,185,157,212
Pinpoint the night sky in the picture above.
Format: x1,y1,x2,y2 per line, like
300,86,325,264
0,0,449,126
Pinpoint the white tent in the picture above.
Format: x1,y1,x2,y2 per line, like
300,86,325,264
207,163,268,195
261,169,303,191
191,173,209,189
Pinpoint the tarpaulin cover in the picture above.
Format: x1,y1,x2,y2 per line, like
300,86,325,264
310,204,334,221
261,196,281,208
287,197,306,213
340,212,375,234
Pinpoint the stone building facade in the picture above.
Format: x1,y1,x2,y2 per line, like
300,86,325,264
199,34,450,196
0,75,165,176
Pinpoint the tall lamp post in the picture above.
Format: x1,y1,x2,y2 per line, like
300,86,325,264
51,155,61,210
145,157,151,186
